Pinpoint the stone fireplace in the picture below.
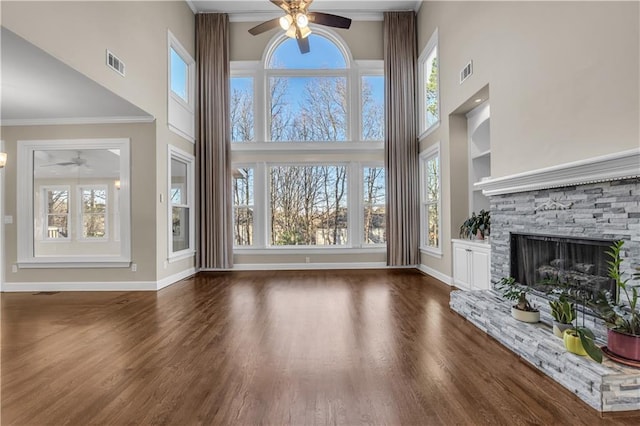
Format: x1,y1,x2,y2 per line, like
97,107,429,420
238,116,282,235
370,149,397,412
450,149,640,412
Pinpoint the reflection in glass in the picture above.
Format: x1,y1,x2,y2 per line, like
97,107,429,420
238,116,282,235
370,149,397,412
33,148,121,256
172,206,189,252
171,157,190,253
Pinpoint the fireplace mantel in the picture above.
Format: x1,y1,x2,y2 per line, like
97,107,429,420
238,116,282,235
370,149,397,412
475,148,640,196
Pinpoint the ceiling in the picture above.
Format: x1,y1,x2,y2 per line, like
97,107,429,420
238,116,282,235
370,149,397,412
0,27,153,125
189,0,423,20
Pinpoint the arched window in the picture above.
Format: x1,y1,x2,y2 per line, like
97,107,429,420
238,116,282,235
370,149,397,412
230,28,385,250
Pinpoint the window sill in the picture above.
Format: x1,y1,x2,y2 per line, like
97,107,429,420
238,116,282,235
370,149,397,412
168,250,196,263
17,258,131,269
418,121,440,142
420,247,443,259
234,247,386,255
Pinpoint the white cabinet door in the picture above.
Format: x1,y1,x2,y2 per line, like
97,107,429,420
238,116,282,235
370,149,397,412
471,248,491,290
453,244,471,290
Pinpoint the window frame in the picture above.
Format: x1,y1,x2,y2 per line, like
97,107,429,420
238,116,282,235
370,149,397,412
17,138,131,268
77,184,109,241
420,142,442,257
418,28,440,139
230,28,385,253
167,30,196,143
42,185,71,242
167,145,196,262
361,164,386,246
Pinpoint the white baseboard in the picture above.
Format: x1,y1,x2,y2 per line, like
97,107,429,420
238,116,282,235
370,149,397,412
2,267,198,292
201,262,388,271
157,267,197,290
416,264,453,286
2,281,158,292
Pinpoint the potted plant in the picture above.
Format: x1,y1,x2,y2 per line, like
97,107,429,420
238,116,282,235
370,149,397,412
562,289,603,363
459,209,490,240
596,240,640,362
549,296,576,338
497,277,540,323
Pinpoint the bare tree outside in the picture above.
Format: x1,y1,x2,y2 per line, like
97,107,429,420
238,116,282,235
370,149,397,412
81,188,107,238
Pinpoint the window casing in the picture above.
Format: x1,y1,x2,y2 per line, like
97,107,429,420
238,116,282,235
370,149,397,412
43,186,70,240
17,139,131,268
230,29,385,251
168,31,195,142
418,28,439,139
420,142,442,257
168,145,195,261
79,185,108,239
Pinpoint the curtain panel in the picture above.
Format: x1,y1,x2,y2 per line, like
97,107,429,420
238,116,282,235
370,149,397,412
196,13,233,269
384,11,420,266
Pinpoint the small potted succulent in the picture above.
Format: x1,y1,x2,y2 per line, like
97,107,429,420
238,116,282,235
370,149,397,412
459,209,490,240
549,296,576,338
595,240,640,362
497,277,540,323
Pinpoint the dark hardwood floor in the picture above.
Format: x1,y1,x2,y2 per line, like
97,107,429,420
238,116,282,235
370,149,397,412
2,269,640,425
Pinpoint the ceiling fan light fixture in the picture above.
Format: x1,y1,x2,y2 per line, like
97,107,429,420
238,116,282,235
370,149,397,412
279,15,293,31
299,25,311,39
286,26,297,39
295,13,309,28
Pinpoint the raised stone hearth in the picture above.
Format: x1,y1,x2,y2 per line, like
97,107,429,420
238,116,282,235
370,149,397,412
450,290,640,412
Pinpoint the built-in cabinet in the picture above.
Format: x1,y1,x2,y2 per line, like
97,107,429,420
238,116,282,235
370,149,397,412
466,102,491,214
452,239,491,291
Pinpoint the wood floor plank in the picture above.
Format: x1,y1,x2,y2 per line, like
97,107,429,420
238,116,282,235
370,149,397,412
2,269,640,425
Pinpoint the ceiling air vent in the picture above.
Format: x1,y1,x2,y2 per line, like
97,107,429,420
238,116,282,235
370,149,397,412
106,49,125,76
460,60,473,84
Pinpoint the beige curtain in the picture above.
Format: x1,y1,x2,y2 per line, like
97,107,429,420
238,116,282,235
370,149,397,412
384,12,420,266
196,13,233,269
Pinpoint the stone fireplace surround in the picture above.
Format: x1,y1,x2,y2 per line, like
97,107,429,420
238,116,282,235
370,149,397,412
450,149,640,412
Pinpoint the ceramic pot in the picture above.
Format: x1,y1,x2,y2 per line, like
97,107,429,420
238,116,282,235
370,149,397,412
511,307,540,323
607,329,640,362
564,329,587,356
553,321,573,338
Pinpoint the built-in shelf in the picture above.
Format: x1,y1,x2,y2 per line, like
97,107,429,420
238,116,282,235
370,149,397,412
471,149,491,160
466,102,491,213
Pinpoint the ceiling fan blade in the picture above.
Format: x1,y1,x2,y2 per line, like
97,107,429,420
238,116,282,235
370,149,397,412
308,12,352,29
270,0,289,12
248,18,281,36
297,34,310,54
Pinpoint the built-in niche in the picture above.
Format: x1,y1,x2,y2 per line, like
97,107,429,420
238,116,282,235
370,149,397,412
17,138,131,267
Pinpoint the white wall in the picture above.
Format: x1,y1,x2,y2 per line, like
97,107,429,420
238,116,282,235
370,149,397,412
416,1,640,278
1,1,196,285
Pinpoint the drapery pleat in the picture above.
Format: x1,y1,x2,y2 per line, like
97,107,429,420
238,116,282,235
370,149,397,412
384,12,420,266
196,13,233,269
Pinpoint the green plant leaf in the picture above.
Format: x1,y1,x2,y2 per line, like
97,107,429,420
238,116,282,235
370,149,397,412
577,328,602,363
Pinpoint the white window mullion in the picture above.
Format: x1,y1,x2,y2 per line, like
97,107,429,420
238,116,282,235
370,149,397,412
348,162,361,247
255,162,268,248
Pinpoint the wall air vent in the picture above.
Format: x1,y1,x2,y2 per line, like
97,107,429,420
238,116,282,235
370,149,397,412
460,60,473,84
106,50,125,76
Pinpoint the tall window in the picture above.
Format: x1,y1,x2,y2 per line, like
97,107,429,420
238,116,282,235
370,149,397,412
168,31,195,142
168,146,195,259
231,30,385,250
420,143,441,255
418,29,439,137
233,167,254,246
363,167,385,244
79,186,107,238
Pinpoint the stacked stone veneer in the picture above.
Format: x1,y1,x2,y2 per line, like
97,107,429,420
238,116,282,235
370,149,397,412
450,290,640,412
490,178,640,340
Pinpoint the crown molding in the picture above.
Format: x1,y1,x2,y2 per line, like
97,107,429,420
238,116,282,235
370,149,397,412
475,148,640,196
1,116,155,127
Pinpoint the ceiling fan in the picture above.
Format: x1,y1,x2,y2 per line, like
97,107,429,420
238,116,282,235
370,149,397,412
248,0,352,54
41,151,89,168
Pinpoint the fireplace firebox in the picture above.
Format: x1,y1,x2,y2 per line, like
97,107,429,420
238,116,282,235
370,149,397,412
510,233,616,301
